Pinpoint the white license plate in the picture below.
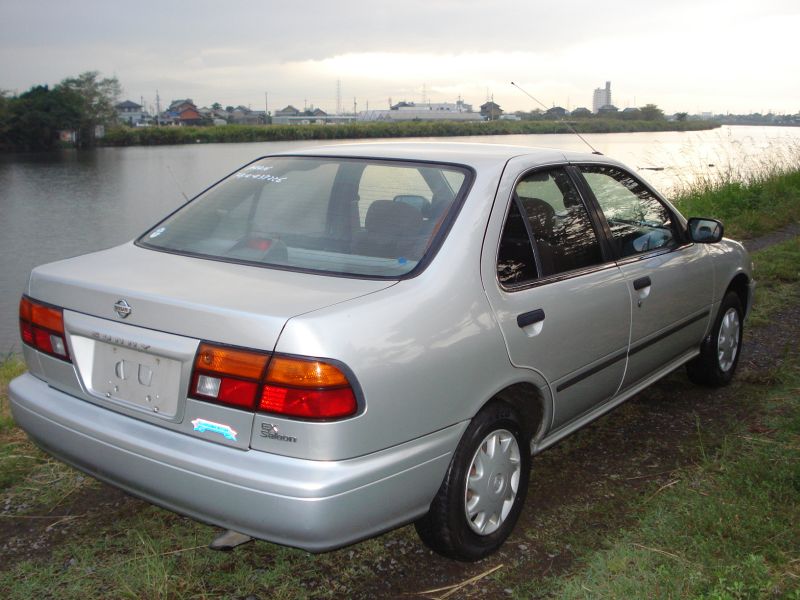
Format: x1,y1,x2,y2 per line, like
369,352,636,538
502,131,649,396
90,341,181,417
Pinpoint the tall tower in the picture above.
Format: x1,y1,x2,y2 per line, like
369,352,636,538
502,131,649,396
336,79,342,115
592,81,612,113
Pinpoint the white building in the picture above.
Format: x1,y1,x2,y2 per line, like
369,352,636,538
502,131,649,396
116,100,146,125
359,99,482,122
592,81,612,114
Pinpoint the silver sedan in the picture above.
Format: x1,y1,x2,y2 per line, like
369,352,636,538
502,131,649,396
10,143,754,560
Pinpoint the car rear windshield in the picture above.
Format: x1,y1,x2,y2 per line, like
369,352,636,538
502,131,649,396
138,156,471,278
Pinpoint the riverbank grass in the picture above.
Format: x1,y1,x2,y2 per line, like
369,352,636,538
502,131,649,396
673,160,800,239
101,119,719,147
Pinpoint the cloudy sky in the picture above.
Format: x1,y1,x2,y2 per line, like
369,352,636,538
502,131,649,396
1,0,798,115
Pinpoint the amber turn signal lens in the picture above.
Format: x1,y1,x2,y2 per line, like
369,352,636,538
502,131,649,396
194,343,269,380
265,356,349,388
19,297,33,322
31,304,65,334
19,295,70,362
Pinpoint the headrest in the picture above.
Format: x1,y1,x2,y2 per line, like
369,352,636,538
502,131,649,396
393,194,431,214
518,196,555,234
365,200,423,235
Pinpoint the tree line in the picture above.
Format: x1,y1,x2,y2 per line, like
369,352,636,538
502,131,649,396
0,72,120,151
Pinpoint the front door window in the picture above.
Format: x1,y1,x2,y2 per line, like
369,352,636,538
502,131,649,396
580,166,678,258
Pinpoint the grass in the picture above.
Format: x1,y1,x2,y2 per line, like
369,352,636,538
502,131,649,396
0,353,89,511
748,237,800,327
100,118,719,147
0,354,25,432
536,360,800,600
0,173,798,598
672,144,800,240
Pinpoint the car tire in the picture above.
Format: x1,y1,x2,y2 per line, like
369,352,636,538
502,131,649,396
686,290,744,387
415,402,530,561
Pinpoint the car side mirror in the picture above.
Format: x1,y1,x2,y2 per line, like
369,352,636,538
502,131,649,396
687,217,723,243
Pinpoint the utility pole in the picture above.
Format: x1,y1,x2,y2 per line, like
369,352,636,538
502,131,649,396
336,79,342,115
353,97,357,115
265,92,269,124
155,89,161,126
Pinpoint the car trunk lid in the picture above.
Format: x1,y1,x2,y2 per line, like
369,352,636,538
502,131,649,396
24,243,395,449
28,242,394,351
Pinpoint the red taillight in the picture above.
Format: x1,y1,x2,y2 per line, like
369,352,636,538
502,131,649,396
189,342,358,419
190,343,269,409
19,296,70,362
258,356,357,419
260,385,357,419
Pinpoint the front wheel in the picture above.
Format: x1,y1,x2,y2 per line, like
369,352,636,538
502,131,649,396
686,290,744,386
415,402,531,561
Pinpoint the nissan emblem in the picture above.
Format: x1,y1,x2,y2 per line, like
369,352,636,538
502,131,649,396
113,299,132,319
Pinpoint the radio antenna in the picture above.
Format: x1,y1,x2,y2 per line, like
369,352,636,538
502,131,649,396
510,81,602,155
166,164,189,202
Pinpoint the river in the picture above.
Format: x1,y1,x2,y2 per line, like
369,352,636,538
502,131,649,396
2,125,799,352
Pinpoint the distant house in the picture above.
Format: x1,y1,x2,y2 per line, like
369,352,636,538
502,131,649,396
168,99,197,114
480,101,503,119
597,104,619,116
178,106,202,126
571,107,592,118
116,100,144,125
229,105,266,125
163,99,203,126
58,130,77,143
311,108,327,117
545,106,568,119
275,105,301,117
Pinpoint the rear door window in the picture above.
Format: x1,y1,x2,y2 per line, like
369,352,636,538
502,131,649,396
512,168,604,279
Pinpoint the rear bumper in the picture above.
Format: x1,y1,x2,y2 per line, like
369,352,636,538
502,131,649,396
9,373,465,552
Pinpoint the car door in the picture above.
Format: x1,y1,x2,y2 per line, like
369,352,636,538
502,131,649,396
575,164,715,390
482,161,631,429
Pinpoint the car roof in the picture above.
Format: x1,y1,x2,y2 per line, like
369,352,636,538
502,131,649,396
275,141,612,171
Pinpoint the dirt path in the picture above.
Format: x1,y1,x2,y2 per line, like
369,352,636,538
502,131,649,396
742,222,800,253
2,228,798,598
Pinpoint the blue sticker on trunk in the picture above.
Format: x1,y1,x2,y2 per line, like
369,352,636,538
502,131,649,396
192,418,238,441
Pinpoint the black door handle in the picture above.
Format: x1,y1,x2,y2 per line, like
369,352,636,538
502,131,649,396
633,276,652,290
517,308,545,328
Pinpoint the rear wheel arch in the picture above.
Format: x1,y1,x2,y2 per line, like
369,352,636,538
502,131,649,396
491,381,547,447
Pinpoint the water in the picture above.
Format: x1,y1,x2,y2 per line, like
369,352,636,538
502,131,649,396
2,125,799,352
